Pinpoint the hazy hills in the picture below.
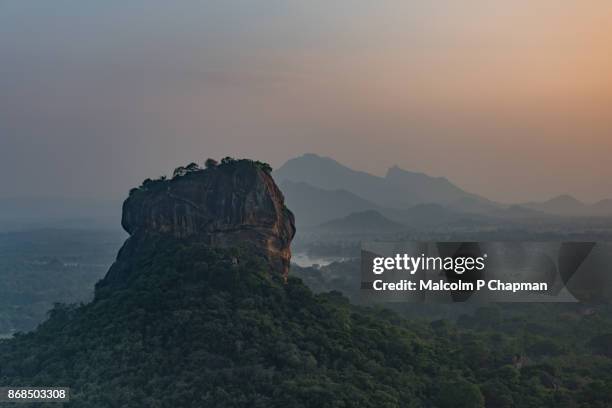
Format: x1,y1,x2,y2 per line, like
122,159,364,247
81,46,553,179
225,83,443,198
275,154,612,227
522,194,612,217
274,154,494,227
319,210,405,233
2,154,611,233
275,153,490,209
279,181,381,226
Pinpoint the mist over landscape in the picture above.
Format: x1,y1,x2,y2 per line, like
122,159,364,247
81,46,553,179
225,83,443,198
2,1,612,205
1,1,612,407
2,152,611,234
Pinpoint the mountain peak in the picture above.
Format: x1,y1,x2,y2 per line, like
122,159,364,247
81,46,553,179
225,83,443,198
386,164,417,175
546,194,583,205
521,193,589,216
276,153,367,177
275,154,487,211
300,152,324,160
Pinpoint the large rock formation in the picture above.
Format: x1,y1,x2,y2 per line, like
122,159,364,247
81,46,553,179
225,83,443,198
99,159,295,289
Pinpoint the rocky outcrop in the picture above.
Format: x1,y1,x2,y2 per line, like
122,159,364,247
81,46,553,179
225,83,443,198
100,159,295,289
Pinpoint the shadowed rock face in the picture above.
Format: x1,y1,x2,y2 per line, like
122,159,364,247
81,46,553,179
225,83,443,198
100,160,295,289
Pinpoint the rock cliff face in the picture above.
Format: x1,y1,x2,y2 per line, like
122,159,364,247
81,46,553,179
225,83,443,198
99,159,295,289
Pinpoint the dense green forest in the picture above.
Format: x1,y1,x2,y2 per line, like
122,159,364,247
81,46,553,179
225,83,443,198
0,230,123,335
1,236,611,407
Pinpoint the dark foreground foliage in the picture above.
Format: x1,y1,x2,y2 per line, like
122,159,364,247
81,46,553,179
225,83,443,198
0,238,611,407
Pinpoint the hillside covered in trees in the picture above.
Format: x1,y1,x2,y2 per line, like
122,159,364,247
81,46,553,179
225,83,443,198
0,159,611,407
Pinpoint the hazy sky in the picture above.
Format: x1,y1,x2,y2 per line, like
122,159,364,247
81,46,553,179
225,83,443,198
1,1,611,203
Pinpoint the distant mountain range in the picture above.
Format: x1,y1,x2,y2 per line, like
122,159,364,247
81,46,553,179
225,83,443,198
279,181,381,226
319,210,405,233
275,154,612,227
521,195,612,217
275,153,492,210
3,154,611,233
274,153,498,226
